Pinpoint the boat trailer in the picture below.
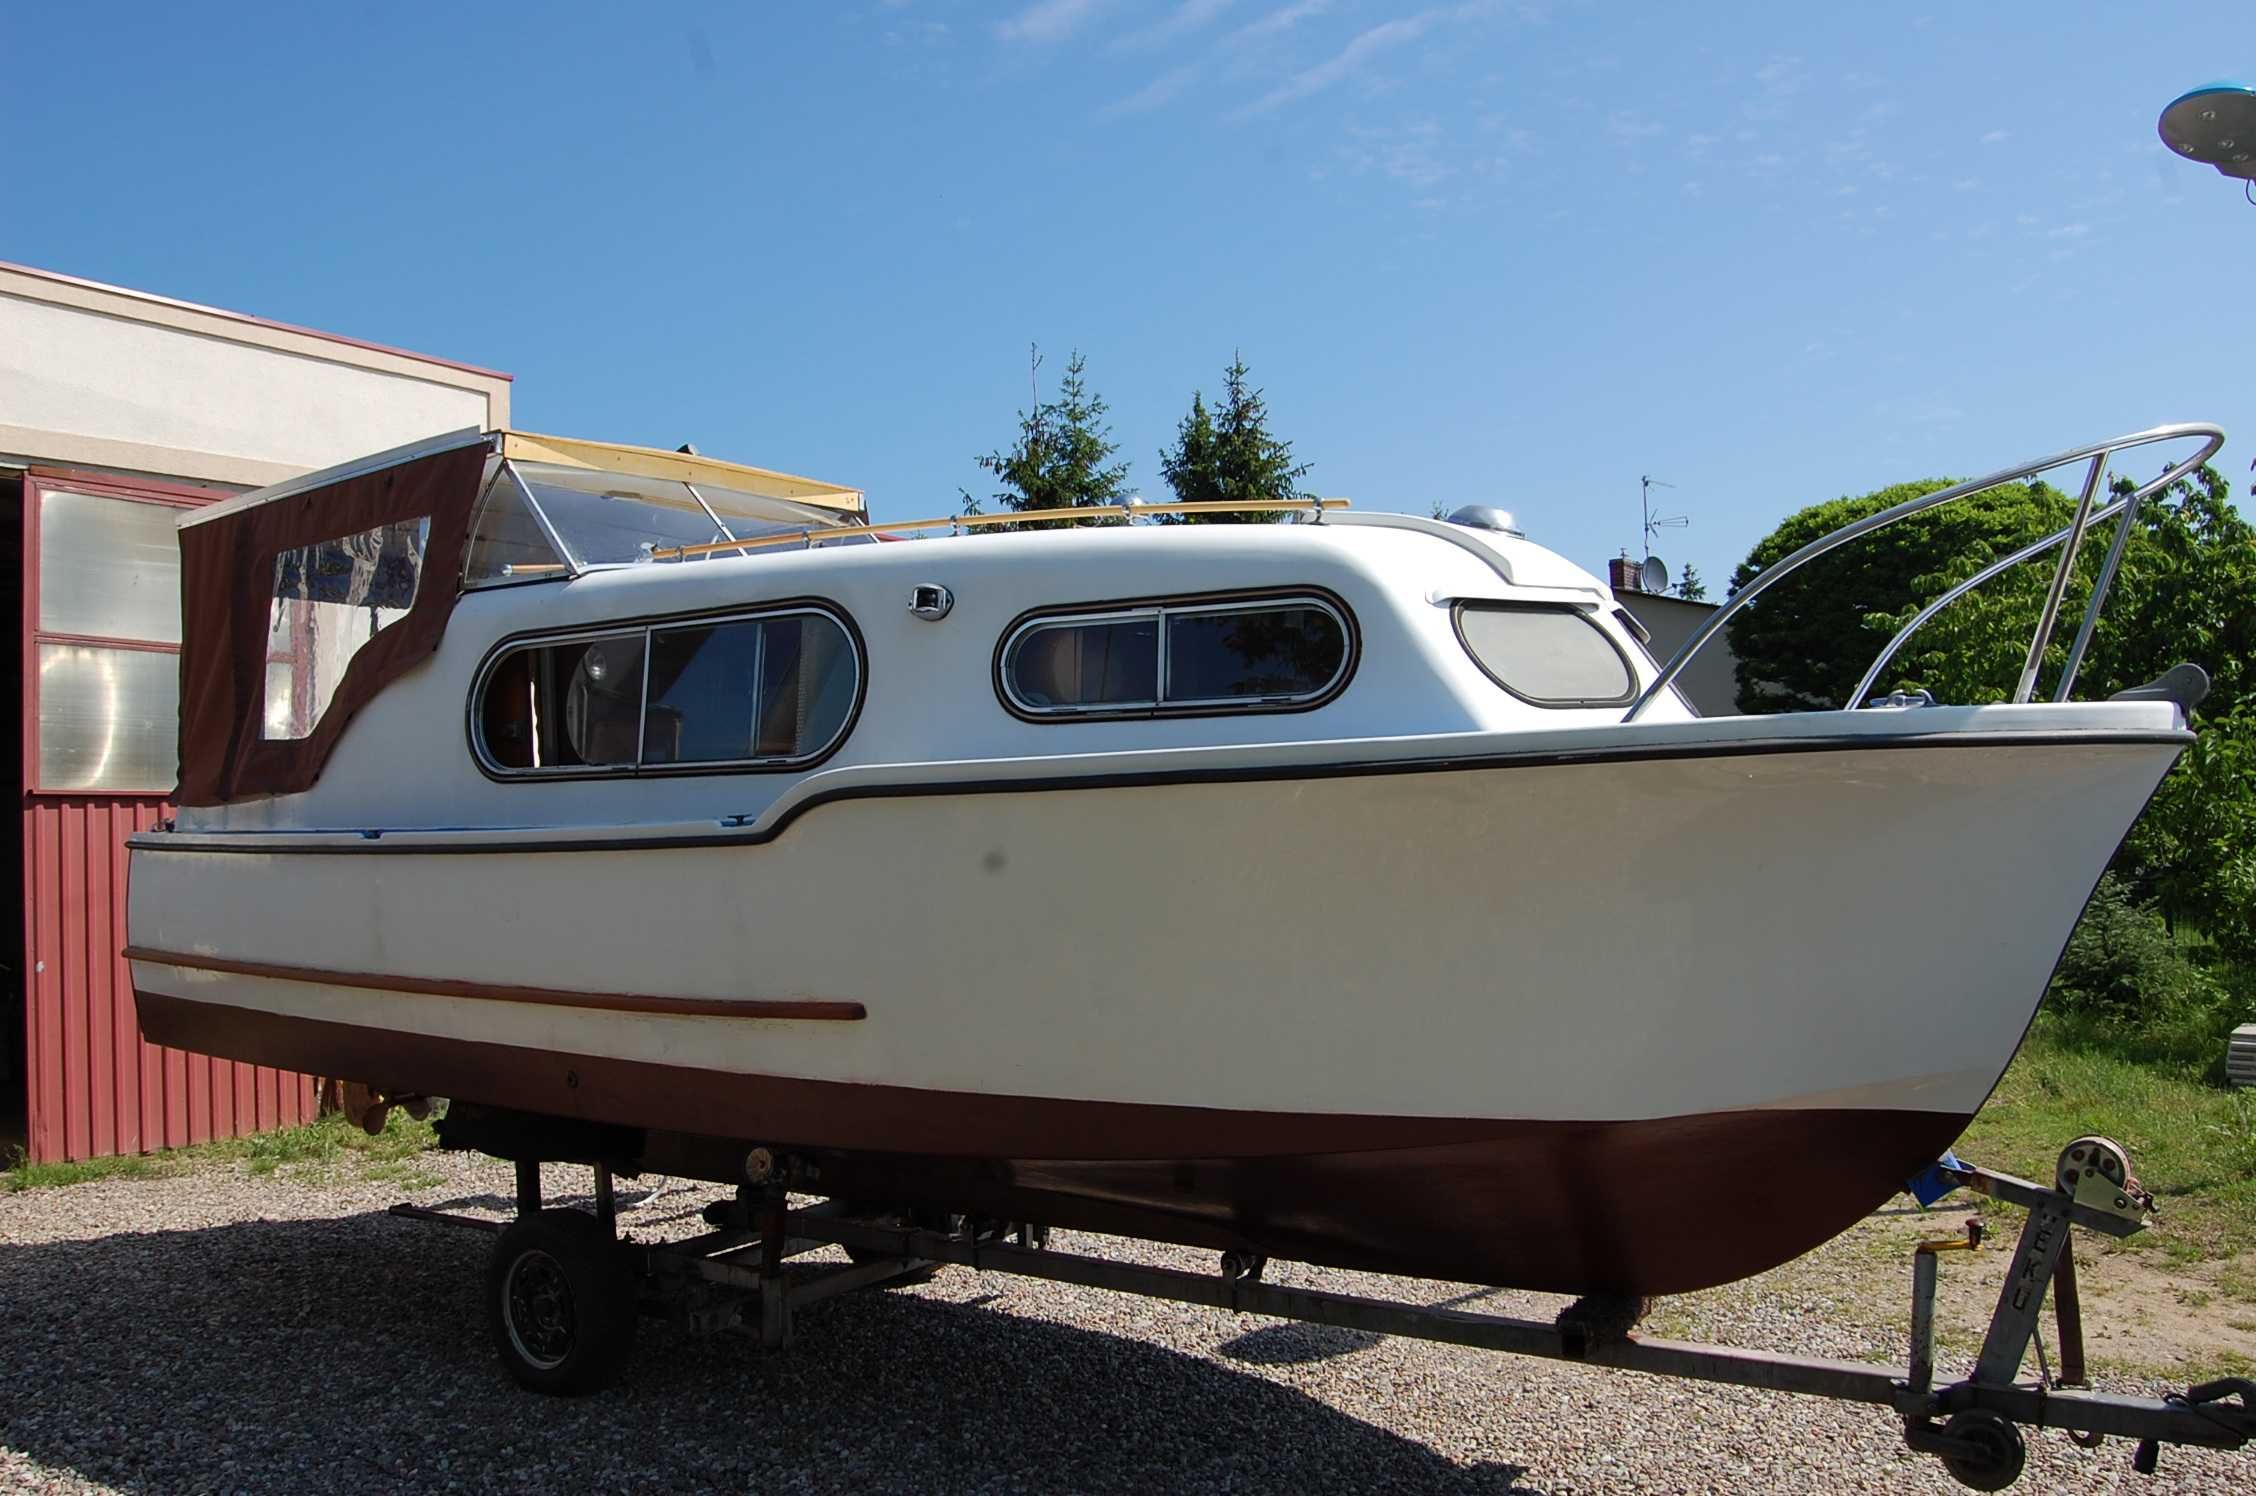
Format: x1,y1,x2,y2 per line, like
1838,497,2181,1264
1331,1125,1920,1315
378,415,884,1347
392,1132,2253,1492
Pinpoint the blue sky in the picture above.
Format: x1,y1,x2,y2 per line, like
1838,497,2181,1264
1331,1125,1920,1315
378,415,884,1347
5,2,2251,587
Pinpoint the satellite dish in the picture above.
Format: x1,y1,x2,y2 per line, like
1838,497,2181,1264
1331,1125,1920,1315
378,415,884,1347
1640,555,1669,594
2158,81,2256,180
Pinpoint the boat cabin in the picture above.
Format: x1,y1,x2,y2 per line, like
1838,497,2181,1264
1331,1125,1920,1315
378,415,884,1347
171,429,1691,837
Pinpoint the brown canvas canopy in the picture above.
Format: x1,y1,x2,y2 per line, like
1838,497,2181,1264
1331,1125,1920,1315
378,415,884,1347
175,429,863,806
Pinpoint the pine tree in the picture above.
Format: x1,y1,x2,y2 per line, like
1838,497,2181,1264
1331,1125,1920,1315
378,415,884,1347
1159,393,1222,505
1157,354,1312,522
1676,563,1708,602
975,345,1130,521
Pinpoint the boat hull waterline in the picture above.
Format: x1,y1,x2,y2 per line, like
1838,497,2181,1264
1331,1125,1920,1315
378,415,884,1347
130,726,2182,1295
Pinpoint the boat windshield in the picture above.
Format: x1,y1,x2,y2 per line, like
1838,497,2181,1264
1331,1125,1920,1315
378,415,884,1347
467,460,872,582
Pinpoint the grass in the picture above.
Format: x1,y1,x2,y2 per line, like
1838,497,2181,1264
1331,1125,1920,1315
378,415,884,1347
0,1152,161,1192
0,1108,441,1193
1957,1017,2256,1264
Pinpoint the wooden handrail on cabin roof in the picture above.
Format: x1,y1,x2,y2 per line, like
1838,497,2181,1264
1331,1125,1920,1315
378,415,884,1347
647,497,1350,563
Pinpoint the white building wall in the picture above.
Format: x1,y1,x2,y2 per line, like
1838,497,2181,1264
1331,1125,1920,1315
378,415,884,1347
0,262,510,488
1616,590,1742,717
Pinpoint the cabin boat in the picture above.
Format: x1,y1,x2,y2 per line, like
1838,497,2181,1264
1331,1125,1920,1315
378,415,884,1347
126,423,2221,1295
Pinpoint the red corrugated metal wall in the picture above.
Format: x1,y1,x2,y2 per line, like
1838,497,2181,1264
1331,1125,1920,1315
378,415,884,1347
22,796,316,1162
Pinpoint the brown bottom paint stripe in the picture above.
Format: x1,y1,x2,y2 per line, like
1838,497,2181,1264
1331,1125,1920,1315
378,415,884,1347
121,947,865,1022
133,988,1968,1294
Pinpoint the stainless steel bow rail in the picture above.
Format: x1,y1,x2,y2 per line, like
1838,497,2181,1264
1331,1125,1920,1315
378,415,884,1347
1624,422,2228,720
391,1129,2253,1491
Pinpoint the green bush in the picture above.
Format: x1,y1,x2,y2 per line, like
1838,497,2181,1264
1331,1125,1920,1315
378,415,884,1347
2042,876,2251,1078
2051,876,2220,1017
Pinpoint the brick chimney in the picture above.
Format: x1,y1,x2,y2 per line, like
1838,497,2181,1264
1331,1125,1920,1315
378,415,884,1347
1608,556,1643,593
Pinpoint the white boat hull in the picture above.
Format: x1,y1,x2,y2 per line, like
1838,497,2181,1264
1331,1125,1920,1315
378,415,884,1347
128,712,2182,1291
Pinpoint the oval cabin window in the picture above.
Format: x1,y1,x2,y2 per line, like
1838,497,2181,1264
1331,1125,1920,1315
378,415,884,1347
475,608,859,776
1453,604,1635,707
1002,596,1352,717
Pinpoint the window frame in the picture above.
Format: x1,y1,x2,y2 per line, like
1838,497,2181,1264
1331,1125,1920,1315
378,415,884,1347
994,587,1358,722
1451,600,1640,709
467,598,866,781
22,469,224,796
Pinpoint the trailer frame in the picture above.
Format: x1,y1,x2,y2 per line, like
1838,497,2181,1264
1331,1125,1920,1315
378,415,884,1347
391,1127,2255,1492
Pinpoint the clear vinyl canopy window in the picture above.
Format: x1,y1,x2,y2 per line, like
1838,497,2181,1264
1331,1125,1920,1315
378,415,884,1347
1001,596,1352,717
475,607,860,776
263,518,430,740
463,460,874,585
1453,603,1636,708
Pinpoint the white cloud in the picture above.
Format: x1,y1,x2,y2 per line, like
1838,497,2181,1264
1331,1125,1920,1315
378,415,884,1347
2048,222,2090,239
998,0,1103,44
1607,110,1663,145
1227,0,1334,45
1102,61,1205,116
885,18,950,45
1980,129,2010,144
1115,0,1235,50
1239,9,1445,115
1743,55,1806,122
1337,117,1458,190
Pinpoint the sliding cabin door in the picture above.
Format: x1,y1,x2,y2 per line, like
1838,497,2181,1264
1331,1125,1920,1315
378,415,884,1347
19,469,317,1162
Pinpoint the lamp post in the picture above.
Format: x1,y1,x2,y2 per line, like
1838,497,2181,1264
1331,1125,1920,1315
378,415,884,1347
2157,80,2256,202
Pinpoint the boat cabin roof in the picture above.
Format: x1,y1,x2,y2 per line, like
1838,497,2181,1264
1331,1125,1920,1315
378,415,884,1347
169,427,1628,812
184,427,865,530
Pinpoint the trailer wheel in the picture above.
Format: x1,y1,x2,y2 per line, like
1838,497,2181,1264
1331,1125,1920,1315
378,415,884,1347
1938,1409,2026,1492
487,1209,636,1394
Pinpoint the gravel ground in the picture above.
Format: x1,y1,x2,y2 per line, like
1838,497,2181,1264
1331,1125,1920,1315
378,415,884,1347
1,1151,2248,1494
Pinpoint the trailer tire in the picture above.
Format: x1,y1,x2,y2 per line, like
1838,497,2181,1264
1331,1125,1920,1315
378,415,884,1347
488,1209,637,1394
1938,1409,2026,1492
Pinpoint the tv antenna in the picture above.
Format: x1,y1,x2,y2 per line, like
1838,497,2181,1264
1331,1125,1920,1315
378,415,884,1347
1639,475,1689,592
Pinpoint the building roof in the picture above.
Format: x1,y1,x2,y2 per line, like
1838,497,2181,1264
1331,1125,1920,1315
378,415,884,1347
0,259,512,382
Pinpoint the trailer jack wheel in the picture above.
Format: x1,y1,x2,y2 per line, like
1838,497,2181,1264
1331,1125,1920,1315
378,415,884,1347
487,1209,637,1394
1924,1409,2027,1492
